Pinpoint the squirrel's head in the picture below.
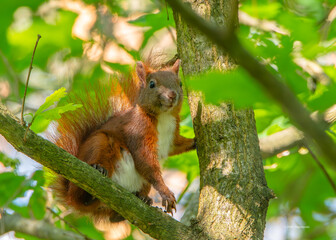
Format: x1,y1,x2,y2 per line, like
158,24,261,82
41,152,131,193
136,59,183,115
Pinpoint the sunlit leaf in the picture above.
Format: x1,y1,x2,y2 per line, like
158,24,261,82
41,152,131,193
29,88,82,133
29,186,46,219
34,88,67,116
165,151,199,183
188,69,270,107
240,2,282,19
308,83,336,112
0,153,20,170
129,8,175,49
0,172,25,206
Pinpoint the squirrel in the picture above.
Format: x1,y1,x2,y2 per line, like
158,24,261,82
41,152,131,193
52,58,196,223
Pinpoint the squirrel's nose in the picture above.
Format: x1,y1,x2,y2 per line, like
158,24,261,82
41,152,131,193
168,90,177,101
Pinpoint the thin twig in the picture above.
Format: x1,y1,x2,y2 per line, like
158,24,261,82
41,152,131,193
165,0,170,21
166,26,177,44
23,123,32,142
46,207,93,240
305,144,336,195
21,34,41,126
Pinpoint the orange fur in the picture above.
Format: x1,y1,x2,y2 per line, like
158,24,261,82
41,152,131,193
51,58,195,223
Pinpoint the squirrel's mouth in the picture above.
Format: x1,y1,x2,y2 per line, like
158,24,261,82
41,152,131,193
160,98,178,111
161,102,174,111
159,91,179,112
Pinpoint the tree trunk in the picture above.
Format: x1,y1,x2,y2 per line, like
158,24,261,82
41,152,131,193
173,1,273,239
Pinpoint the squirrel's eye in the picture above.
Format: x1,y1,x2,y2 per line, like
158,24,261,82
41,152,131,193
149,80,155,88
180,81,183,87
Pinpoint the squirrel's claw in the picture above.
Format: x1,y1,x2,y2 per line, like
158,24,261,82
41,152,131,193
91,164,108,177
161,191,176,216
135,193,153,206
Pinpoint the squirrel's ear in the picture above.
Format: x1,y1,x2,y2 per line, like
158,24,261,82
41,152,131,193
136,61,146,87
171,59,181,75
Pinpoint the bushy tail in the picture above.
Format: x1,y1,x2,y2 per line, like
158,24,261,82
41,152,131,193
50,77,136,156
48,76,138,219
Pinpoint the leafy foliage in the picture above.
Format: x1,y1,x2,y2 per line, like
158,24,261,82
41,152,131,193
26,88,82,133
188,69,270,107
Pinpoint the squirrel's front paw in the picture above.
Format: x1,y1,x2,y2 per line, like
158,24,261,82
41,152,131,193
91,164,108,177
192,138,197,151
161,191,176,216
135,193,153,206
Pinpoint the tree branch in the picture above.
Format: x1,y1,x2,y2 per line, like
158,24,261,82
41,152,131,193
167,0,336,169
260,105,336,159
0,105,202,240
0,213,87,240
321,5,336,40
259,126,304,159
238,10,289,35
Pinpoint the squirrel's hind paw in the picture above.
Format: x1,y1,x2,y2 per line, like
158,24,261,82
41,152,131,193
135,193,153,206
91,164,108,176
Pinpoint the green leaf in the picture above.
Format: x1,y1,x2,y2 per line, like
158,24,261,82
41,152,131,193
308,83,336,112
29,87,82,133
34,88,68,116
240,2,282,19
179,125,195,139
30,106,83,133
129,9,174,28
9,203,30,218
129,8,175,49
277,12,319,47
29,116,53,133
0,152,20,169
188,69,270,107
164,151,199,183
31,170,45,187
29,186,46,219
254,107,282,134
0,172,25,206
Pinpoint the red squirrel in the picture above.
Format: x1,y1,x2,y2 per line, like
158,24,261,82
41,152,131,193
52,59,196,222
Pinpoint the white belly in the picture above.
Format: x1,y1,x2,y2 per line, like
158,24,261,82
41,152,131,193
111,151,146,192
111,113,176,191
157,113,176,159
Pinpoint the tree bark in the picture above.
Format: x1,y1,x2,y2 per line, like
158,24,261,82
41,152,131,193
173,1,273,239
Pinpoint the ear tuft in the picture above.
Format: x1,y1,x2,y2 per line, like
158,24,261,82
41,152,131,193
171,59,181,75
136,61,146,87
